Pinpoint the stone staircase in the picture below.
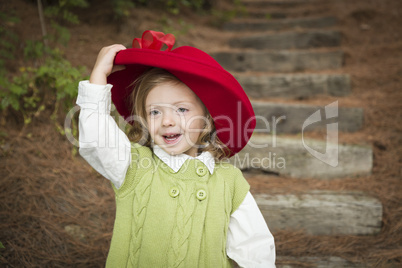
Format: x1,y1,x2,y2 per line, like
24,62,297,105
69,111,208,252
211,0,381,267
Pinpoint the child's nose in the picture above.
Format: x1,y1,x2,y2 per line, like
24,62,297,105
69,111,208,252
162,113,176,127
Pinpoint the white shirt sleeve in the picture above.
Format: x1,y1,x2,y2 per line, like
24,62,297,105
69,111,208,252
76,80,131,189
227,192,276,267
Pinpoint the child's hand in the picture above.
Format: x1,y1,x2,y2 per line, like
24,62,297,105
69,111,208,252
89,44,126,85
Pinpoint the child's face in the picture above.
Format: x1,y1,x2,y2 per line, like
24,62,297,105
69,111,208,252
145,81,206,157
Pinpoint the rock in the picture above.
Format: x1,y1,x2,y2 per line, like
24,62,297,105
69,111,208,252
236,73,351,99
229,30,341,49
212,50,343,72
276,256,368,267
252,101,363,133
224,17,337,31
232,134,372,178
255,191,382,235
64,224,85,241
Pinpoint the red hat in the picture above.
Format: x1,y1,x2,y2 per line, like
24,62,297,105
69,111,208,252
107,30,255,156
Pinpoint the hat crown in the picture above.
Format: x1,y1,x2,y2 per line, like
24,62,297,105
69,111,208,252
172,46,224,70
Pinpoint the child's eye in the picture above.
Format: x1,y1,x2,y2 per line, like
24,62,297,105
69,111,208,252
177,107,188,113
149,110,160,116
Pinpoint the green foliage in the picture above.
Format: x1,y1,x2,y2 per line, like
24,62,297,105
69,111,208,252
1,42,85,124
163,0,205,15
24,40,47,59
0,12,19,65
109,0,246,20
0,11,20,113
0,14,19,61
111,0,136,19
42,0,88,46
157,16,194,37
0,240,4,256
0,5,86,150
49,21,71,46
210,0,248,27
44,0,89,24
24,44,84,103
113,0,215,16
39,0,238,22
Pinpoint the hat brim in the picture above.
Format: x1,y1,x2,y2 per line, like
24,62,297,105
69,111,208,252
107,46,255,156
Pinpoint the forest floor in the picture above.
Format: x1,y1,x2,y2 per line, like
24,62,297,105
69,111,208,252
0,0,401,267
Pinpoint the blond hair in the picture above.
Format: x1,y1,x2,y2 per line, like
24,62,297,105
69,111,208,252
127,68,231,160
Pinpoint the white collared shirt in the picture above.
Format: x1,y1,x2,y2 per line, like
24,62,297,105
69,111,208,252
77,80,275,267
152,145,215,174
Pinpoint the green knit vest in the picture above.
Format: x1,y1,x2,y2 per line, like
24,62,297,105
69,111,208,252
106,144,250,268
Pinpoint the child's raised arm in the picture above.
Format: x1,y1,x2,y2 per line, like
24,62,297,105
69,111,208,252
76,44,131,189
90,44,126,85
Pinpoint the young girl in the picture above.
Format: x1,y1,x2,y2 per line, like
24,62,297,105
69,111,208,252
77,30,275,267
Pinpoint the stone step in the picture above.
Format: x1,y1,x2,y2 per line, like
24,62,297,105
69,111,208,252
233,134,372,178
276,256,368,267
211,50,343,72
236,73,351,99
254,191,382,235
229,30,340,50
252,101,363,133
224,16,337,32
241,11,287,19
242,0,308,8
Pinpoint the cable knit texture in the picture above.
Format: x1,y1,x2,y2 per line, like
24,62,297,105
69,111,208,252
106,143,250,268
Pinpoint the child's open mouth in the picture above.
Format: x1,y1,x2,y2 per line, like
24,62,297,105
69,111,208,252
162,134,182,145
